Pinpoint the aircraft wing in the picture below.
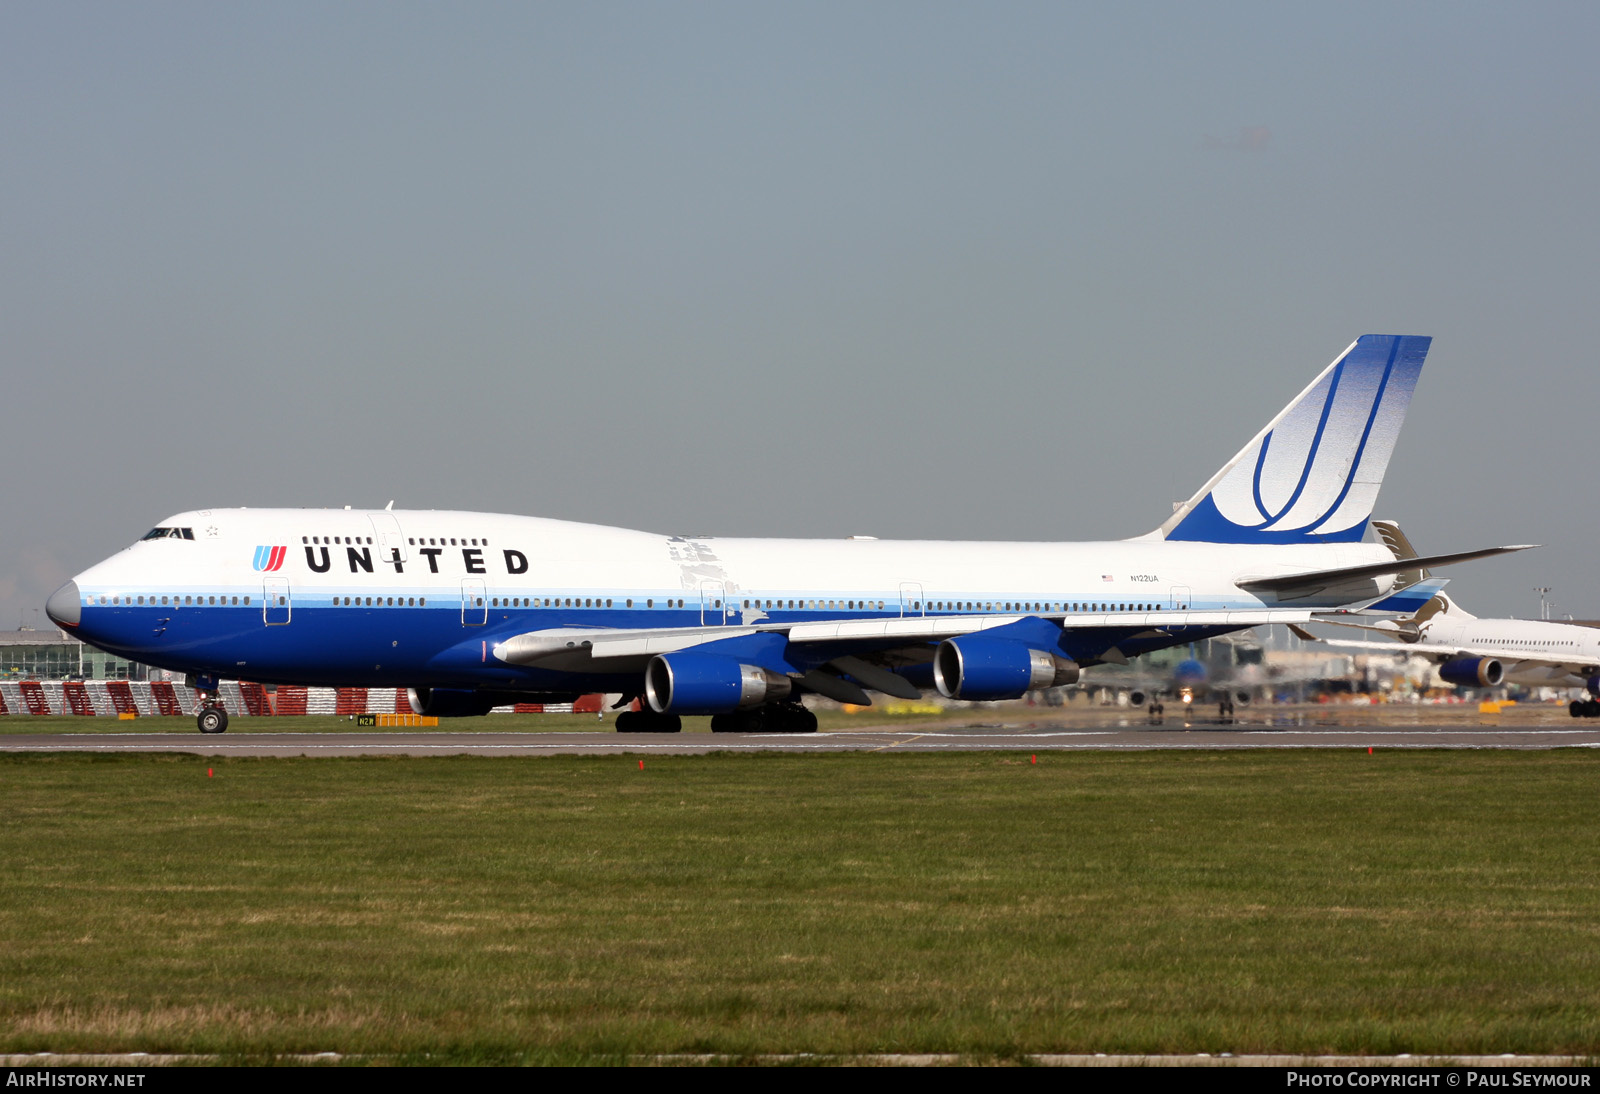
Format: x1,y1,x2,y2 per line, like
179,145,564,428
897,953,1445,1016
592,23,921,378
1309,635,1598,675
492,607,1317,667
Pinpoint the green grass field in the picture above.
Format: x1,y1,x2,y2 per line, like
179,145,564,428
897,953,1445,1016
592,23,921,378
3,749,1599,1062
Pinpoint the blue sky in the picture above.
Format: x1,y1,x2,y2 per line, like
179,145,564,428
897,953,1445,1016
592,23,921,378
4,2,1598,624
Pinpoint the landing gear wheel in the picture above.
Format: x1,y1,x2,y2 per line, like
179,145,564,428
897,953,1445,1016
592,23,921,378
615,711,682,733
1573,701,1586,719
710,711,754,733
197,706,229,734
770,703,817,733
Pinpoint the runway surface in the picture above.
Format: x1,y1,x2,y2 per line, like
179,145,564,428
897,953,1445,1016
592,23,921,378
5,707,1600,756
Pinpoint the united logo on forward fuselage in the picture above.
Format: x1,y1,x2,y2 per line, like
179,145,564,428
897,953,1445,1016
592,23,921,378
252,545,287,572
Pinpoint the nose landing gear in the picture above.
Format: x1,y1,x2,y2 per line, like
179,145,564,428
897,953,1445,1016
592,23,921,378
189,675,228,733
197,700,229,734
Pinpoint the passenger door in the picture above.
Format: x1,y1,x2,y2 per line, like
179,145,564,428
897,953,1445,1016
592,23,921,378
461,579,487,626
369,512,408,568
263,578,291,625
701,580,726,626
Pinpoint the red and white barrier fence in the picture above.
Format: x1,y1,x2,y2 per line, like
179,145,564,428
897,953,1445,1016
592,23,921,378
0,680,609,716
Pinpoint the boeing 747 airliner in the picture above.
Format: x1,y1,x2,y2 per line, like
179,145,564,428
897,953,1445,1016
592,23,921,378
45,335,1532,733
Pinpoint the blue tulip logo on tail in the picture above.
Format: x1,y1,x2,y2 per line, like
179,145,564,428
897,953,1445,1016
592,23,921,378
252,545,287,572
1161,335,1431,544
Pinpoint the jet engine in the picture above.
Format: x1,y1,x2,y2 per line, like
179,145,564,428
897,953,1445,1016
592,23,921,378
644,652,792,715
1587,675,1600,698
1438,657,1504,688
932,637,1080,701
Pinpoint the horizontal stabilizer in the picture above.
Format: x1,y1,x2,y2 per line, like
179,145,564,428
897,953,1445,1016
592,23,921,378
1349,576,1449,616
1237,545,1535,600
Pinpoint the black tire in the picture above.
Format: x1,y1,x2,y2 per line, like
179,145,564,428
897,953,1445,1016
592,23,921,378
1573,701,1586,719
617,711,681,734
197,707,228,734
778,705,818,733
711,710,769,733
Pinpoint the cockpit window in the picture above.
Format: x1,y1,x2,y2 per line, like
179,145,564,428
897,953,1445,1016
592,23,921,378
141,527,195,541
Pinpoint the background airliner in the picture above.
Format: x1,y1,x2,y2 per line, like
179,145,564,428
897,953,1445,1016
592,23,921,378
1310,592,1600,717
45,335,1530,733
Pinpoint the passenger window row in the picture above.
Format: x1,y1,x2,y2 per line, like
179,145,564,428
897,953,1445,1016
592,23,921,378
93,593,1186,613
100,594,250,606
333,596,425,607
301,535,491,547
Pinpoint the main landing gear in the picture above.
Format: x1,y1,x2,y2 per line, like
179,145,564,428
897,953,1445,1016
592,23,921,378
614,710,683,734
710,703,818,734
1570,699,1600,719
1218,698,1236,719
615,703,820,734
196,698,229,734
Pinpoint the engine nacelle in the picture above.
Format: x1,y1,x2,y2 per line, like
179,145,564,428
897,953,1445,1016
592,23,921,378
1587,675,1600,698
1129,689,1148,708
932,638,1080,701
407,687,498,717
1438,657,1504,688
645,653,792,714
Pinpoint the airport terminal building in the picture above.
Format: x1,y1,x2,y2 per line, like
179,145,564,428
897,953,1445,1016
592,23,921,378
0,627,152,681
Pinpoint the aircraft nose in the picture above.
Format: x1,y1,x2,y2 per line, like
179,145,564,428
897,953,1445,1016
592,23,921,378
45,581,81,628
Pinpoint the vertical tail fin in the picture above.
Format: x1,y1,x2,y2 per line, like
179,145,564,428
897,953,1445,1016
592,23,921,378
1158,335,1431,544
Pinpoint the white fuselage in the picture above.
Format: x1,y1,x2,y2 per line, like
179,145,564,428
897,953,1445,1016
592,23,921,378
55,507,1403,691
70,507,1398,619
1415,613,1600,687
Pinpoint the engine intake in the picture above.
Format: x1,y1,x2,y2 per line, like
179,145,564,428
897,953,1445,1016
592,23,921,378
645,653,792,714
932,637,1080,701
1438,657,1504,688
